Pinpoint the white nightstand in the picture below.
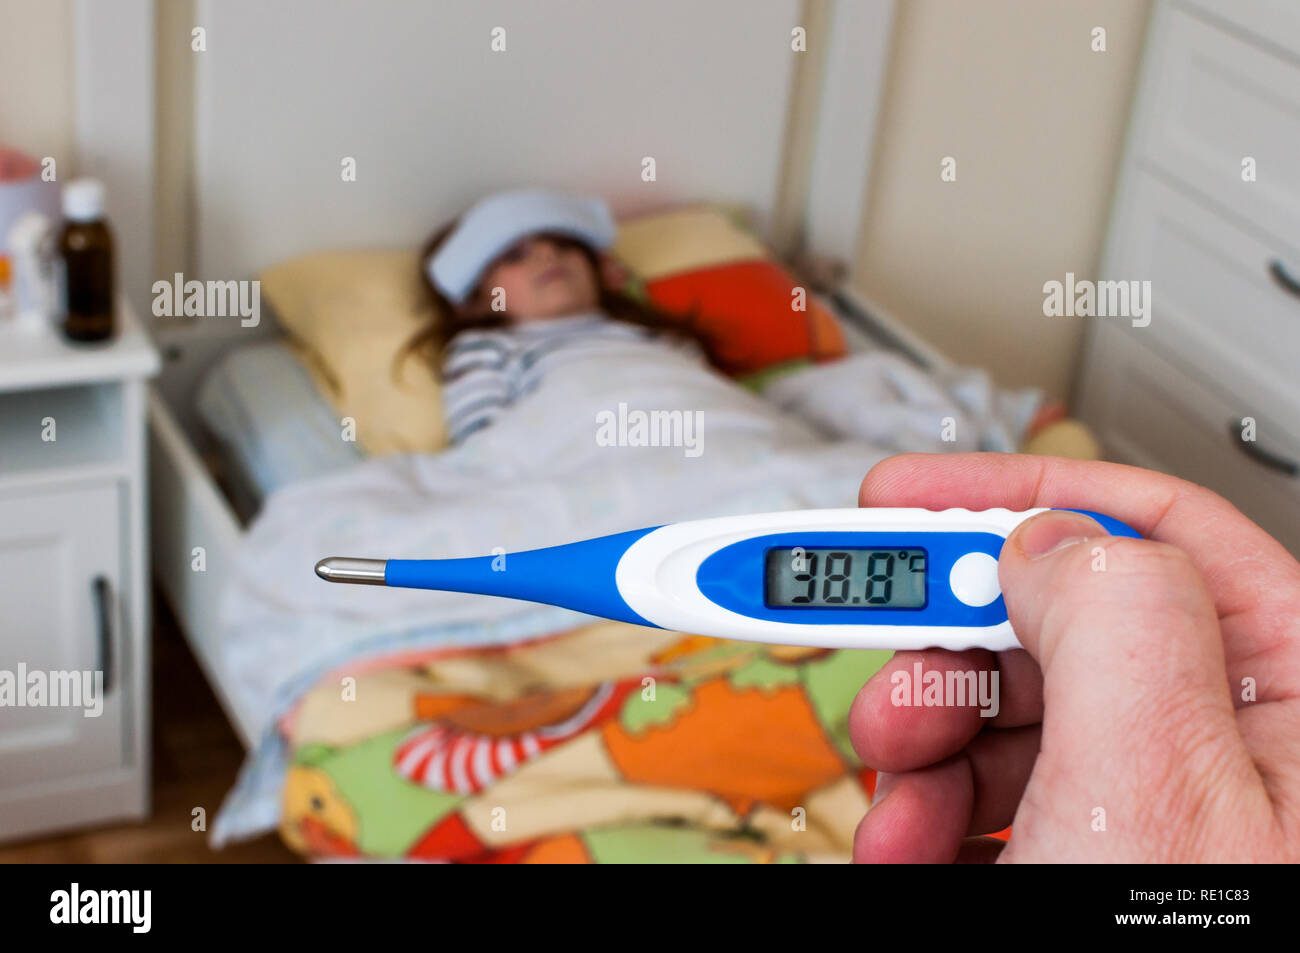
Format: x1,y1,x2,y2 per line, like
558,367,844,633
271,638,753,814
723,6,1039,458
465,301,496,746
0,300,159,841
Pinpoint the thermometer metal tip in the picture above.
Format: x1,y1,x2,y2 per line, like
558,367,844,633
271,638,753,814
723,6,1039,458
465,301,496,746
315,557,388,585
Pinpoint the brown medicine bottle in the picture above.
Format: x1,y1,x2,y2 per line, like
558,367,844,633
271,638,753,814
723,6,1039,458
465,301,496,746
58,178,115,342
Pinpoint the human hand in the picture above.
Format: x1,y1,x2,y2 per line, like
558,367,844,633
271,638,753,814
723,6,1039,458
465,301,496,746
849,453,1300,862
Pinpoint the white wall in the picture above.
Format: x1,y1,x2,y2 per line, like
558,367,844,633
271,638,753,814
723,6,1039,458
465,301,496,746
0,0,75,166
852,0,1151,401
191,0,804,280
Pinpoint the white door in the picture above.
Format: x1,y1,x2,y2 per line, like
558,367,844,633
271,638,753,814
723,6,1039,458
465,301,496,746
0,482,127,792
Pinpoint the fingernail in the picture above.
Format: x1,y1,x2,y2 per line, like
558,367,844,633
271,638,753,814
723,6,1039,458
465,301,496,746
871,772,898,805
1016,511,1104,559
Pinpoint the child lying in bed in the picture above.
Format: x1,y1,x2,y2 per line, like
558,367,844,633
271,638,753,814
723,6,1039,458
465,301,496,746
405,188,1045,452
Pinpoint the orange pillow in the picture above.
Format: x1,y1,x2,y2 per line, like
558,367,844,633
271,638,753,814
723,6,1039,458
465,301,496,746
643,259,846,377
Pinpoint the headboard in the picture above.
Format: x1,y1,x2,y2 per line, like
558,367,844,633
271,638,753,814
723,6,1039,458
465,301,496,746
195,0,805,279
76,0,895,314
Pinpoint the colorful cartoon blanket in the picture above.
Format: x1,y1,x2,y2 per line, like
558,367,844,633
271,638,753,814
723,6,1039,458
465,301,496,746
277,622,897,862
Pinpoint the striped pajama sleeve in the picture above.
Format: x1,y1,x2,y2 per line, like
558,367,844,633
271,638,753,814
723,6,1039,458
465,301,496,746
441,333,515,443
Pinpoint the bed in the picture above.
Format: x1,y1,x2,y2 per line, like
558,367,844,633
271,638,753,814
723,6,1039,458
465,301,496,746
149,265,1086,860
146,268,958,749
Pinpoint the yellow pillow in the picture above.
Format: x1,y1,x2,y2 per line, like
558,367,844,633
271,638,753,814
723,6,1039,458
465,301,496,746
258,249,445,455
613,205,767,281
1020,419,1102,460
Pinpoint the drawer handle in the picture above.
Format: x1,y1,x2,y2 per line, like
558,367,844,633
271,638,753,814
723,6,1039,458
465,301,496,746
1268,260,1300,300
92,576,115,695
1228,421,1299,477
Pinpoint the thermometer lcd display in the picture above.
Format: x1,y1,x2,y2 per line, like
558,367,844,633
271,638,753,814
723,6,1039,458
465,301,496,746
764,548,927,608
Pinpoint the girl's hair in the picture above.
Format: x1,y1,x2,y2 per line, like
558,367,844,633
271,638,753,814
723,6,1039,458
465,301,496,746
401,219,711,374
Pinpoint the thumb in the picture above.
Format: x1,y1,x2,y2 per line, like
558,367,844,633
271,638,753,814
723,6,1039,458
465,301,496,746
998,510,1242,814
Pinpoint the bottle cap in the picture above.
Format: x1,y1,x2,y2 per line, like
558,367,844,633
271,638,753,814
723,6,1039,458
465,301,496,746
62,178,106,223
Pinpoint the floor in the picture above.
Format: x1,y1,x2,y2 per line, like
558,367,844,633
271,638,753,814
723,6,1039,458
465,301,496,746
0,591,300,863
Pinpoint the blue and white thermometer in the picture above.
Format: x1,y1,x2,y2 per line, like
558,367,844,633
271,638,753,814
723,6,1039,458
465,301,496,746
316,508,1138,651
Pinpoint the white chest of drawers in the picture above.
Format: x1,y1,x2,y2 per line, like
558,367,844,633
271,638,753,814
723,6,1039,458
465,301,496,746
1077,0,1300,554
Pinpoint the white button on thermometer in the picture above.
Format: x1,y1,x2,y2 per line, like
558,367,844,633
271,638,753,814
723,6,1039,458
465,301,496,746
316,508,1139,652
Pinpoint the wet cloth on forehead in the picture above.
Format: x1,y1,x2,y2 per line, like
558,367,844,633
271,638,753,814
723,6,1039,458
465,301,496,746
428,189,616,304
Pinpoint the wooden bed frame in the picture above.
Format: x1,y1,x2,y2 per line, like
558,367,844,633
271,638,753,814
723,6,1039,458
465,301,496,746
148,383,253,744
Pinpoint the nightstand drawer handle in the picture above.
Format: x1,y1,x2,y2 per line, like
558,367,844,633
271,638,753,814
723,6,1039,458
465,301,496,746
1228,421,1299,477
92,576,115,695
1268,260,1300,301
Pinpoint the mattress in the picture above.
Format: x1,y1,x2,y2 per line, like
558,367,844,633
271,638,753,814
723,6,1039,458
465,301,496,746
196,340,364,500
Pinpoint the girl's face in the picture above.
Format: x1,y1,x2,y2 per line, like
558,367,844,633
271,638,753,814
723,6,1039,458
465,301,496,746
468,233,602,322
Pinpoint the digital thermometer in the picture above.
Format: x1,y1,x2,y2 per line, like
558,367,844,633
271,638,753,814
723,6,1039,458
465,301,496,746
315,508,1139,651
